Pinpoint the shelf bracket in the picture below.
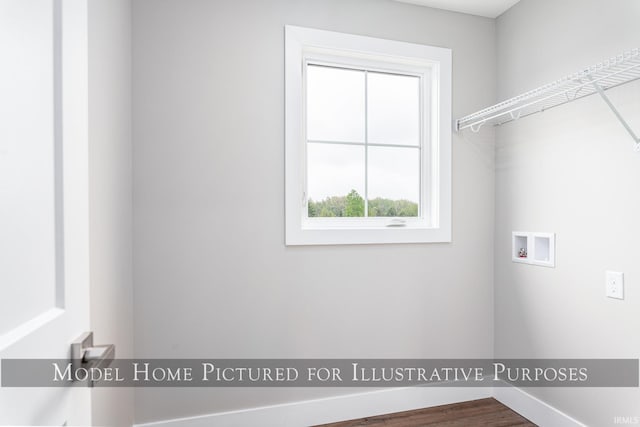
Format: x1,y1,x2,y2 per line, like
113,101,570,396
469,120,486,133
588,76,640,151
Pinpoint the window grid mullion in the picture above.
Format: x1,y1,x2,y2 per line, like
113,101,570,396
364,70,369,218
307,139,420,149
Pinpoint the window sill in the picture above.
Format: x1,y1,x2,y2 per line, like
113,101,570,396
285,225,451,246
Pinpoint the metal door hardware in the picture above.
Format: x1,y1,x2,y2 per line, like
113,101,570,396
70,332,115,386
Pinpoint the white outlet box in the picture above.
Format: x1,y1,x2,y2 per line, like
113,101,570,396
606,271,624,300
512,232,555,267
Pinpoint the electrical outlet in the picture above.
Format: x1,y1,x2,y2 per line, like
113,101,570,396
606,271,624,300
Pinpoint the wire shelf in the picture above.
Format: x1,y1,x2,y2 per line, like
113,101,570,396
456,48,640,134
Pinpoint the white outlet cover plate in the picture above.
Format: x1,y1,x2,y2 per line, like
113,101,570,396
606,271,624,300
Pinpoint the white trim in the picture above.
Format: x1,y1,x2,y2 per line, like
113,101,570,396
134,386,491,427
134,383,590,427
285,25,452,246
493,383,587,427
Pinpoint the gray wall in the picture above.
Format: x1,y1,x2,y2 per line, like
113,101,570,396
88,0,134,425
495,0,640,425
132,0,496,423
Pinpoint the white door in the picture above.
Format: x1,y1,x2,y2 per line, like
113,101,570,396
0,0,92,424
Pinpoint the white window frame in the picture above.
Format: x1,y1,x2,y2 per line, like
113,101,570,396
285,26,451,245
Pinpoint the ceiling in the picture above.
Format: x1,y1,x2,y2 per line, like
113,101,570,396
393,0,521,18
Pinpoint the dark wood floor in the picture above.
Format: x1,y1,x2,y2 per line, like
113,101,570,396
314,398,537,427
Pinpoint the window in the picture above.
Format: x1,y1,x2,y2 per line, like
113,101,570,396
285,26,451,245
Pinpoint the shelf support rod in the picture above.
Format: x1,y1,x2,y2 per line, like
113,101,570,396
588,76,640,150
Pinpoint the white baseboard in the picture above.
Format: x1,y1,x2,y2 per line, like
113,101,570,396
134,385,492,427
493,383,587,427
136,382,588,427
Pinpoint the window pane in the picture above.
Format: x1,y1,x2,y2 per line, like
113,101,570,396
367,72,420,146
306,65,365,143
368,146,420,217
307,143,365,217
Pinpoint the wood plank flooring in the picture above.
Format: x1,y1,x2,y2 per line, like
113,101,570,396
314,398,537,427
